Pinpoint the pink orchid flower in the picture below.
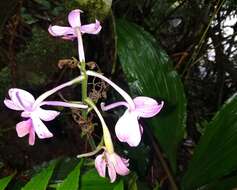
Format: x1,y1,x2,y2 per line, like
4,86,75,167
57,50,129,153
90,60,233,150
4,76,87,145
48,9,101,40
4,88,59,145
95,150,130,183
48,9,102,62
102,97,164,147
86,71,164,147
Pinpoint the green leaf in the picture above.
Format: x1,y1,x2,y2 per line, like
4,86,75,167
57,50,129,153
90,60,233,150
116,19,186,172
113,180,124,190
0,172,15,190
127,173,138,190
126,143,150,177
57,160,83,190
203,175,237,190
80,169,119,190
182,94,237,190
22,160,57,190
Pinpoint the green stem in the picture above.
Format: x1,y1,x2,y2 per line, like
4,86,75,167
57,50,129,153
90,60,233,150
87,135,96,150
75,27,88,117
77,138,104,158
81,61,88,103
81,61,88,119
75,27,96,149
145,127,178,190
85,98,114,154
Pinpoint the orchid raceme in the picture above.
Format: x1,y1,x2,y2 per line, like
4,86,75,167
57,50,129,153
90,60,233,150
95,149,130,183
4,76,87,145
48,9,102,62
86,70,164,146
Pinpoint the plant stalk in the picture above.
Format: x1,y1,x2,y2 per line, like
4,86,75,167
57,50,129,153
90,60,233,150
145,125,179,190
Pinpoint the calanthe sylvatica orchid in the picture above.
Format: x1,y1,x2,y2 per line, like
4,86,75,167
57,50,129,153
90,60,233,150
87,71,164,147
4,76,87,145
3,8,165,183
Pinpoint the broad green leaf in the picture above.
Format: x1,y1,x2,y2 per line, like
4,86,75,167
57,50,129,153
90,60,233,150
127,173,138,190
57,160,83,190
113,180,124,190
153,181,161,190
126,170,150,190
52,157,80,181
0,172,15,190
22,160,57,190
182,94,237,190
203,175,237,190
80,169,120,190
116,19,186,172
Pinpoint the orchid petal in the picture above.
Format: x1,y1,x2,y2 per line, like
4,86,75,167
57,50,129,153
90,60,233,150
107,159,117,183
48,25,75,37
16,119,31,137
28,126,35,145
68,9,83,27
101,101,129,111
4,99,22,110
61,36,75,40
133,97,164,118
80,20,102,34
113,154,130,176
40,101,88,109
122,158,129,167
31,114,53,139
8,88,35,109
115,111,141,147
95,154,106,177
36,108,60,121
21,111,31,118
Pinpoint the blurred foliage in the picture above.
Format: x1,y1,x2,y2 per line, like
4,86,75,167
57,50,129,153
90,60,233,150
0,172,15,190
0,0,18,39
16,27,76,88
72,0,112,21
0,67,11,101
